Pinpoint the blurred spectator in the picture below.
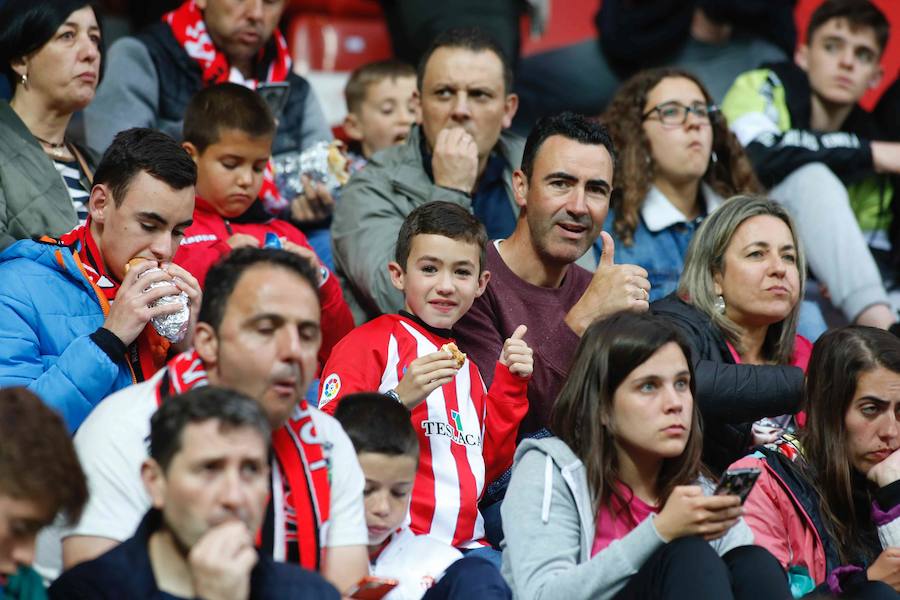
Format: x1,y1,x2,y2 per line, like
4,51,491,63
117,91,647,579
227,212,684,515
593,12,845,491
723,0,900,330
731,326,900,597
299,59,417,273
332,27,524,322
83,0,334,226
49,249,368,595
0,388,86,600
0,128,199,433
653,197,811,474
513,1,794,134
173,83,354,369
49,387,339,599
343,59,417,162
379,0,542,70
0,0,102,250
335,392,513,599
455,112,644,439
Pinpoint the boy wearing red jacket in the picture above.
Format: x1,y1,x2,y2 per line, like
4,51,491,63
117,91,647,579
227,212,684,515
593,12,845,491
174,83,354,367
318,201,532,565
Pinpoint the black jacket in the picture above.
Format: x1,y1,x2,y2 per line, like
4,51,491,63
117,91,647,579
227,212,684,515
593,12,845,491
48,509,339,600
652,293,804,474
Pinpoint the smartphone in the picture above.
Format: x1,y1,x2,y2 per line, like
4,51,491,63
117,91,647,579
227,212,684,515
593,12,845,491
256,82,291,119
347,576,399,600
714,467,761,503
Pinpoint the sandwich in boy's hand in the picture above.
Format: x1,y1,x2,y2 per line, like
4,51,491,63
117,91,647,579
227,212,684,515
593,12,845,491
441,342,466,369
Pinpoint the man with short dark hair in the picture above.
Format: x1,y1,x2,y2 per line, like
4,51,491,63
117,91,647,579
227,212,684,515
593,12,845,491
332,27,551,322
454,112,647,437
83,0,334,222
48,387,339,599
0,387,86,598
0,127,201,432
44,248,368,595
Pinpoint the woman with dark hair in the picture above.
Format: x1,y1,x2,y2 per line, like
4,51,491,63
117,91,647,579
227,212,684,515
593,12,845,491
730,327,900,598
501,311,790,600
596,67,762,302
0,0,102,251
653,195,812,474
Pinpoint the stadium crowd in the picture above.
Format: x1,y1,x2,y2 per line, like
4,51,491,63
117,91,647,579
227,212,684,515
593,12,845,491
2,0,900,598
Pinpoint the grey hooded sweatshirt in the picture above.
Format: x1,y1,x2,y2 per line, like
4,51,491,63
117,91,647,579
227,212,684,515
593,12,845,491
500,437,754,599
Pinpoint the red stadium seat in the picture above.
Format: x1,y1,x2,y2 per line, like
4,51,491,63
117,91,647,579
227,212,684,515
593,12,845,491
286,13,392,73
283,0,382,18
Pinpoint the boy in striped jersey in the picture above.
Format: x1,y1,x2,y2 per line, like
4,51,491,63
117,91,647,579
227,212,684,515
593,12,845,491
319,201,532,567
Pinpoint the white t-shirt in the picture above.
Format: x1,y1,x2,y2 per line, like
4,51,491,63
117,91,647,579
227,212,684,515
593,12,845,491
35,369,367,582
371,527,462,600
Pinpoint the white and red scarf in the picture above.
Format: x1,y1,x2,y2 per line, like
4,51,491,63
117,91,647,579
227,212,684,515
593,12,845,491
163,0,291,212
41,222,170,382
157,350,332,571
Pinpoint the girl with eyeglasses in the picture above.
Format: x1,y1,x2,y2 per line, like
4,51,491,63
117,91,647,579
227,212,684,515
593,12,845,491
594,67,761,303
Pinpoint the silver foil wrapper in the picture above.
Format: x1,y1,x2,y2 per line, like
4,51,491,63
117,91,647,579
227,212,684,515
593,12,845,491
141,269,190,343
273,140,345,198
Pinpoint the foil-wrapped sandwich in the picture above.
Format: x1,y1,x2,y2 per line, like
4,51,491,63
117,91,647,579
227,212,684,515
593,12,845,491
273,140,350,199
126,258,190,343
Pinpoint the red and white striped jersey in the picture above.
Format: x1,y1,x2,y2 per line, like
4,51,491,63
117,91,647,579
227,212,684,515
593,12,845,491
318,314,528,549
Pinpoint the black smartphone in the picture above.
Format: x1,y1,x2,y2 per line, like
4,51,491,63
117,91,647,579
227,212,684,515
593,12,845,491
714,467,761,503
256,82,291,118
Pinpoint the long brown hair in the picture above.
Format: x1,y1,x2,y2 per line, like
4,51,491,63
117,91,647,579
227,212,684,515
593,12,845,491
550,312,703,515
600,67,762,245
799,326,900,565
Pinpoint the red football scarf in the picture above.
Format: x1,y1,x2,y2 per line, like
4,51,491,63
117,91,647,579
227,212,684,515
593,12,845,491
158,350,332,571
42,222,169,382
163,0,290,212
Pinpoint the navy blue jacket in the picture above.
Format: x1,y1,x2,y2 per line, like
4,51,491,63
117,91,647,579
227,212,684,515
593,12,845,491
48,510,340,600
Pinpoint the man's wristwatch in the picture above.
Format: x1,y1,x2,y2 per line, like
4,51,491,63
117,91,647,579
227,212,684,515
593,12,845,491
385,389,402,404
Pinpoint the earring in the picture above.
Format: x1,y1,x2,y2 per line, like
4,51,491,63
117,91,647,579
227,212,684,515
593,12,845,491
20,73,28,89
714,294,726,314
710,150,718,164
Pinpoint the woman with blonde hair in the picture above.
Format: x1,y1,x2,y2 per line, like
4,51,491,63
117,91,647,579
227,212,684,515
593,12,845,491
653,196,812,473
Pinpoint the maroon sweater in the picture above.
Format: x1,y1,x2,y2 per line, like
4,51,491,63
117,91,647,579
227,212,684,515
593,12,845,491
454,242,592,435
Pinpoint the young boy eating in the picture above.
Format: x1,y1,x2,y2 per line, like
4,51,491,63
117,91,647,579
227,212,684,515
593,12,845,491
318,202,532,563
173,83,354,366
343,59,418,164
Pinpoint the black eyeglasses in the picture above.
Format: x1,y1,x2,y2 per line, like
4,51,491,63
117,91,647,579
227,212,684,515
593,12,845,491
642,101,719,126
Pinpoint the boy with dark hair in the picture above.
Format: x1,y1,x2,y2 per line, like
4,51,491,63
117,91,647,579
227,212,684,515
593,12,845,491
0,127,201,432
343,59,417,162
334,393,511,599
174,83,354,368
319,201,532,567
49,387,339,599
722,0,900,329
0,387,87,598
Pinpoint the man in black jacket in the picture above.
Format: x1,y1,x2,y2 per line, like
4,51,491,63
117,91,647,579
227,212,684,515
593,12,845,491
49,387,339,600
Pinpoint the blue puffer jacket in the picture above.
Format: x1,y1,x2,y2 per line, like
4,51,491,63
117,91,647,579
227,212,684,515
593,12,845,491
0,239,135,432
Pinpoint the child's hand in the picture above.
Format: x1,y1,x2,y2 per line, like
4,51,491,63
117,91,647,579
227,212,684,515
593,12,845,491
280,239,325,286
227,233,260,250
394,351,460,410
500,325,532,379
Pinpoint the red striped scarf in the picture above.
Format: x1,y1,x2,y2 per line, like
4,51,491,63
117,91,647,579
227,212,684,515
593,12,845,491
157,350,331,571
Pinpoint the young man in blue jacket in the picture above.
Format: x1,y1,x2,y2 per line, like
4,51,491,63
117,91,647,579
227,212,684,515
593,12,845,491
0,127,200,432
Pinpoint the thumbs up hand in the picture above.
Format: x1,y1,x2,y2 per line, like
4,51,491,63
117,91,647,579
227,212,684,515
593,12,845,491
500,324,533,379
564,232,651,336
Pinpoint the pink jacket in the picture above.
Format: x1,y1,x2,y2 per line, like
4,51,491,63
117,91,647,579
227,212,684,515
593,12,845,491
731,453,827,584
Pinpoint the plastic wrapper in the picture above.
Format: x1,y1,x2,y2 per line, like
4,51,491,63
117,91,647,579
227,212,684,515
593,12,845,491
141,268,190,343
273,140,350,198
